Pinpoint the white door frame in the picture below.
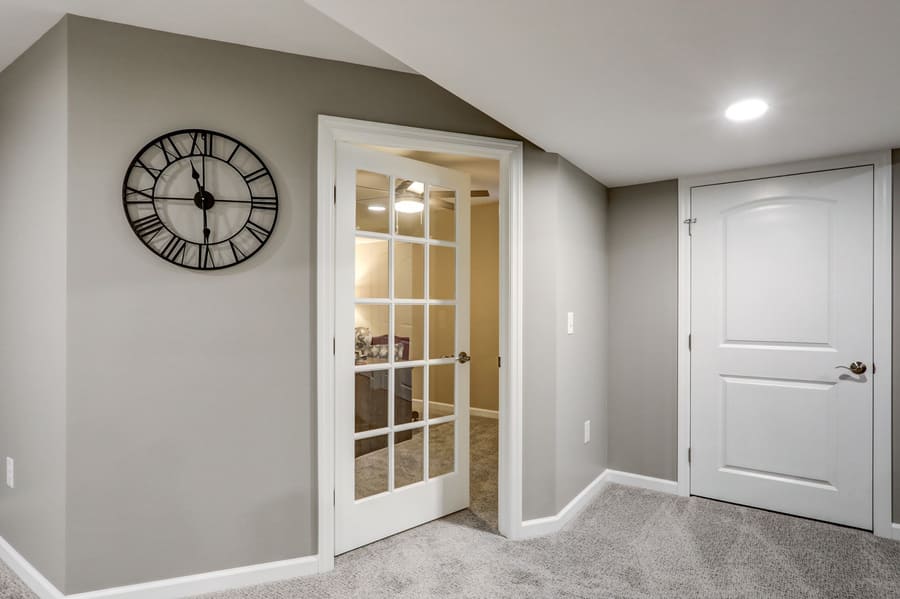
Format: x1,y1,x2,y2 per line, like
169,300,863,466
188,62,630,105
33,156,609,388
677,150,893,538
316,115,525,570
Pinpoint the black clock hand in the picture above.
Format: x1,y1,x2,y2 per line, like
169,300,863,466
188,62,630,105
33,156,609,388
155,196,251,203
191,161,212,246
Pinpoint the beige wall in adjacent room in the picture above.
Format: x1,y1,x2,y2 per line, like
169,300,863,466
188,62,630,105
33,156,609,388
470,202,500,412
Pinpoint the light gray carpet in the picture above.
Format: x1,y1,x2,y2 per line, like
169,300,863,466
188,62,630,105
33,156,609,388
0,558,33,599
3,417,900,598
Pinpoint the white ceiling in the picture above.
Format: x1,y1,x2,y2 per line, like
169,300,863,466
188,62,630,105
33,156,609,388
0,0,414,75
6,1,900,187
307,0,900,186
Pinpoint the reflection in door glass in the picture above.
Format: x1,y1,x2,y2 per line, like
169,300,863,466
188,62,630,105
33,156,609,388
355,370,389,433
428,422,455,479
429,185,456,242
428,364,454,419
355,304,389,364
355,435,389,499
356,171,390,234
395,178,425,238
395,366,424,425
429,245,455,300
428,305,455,359
394,241,425,299
394,305,424,362
355,238,389,298
394,428,424,489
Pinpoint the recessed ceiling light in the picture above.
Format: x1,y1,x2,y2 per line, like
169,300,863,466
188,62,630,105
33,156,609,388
725,98,769,122
395,199,425,214
367,204,386,212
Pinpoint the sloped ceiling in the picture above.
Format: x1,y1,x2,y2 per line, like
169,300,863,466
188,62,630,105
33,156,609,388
307,0,900,186
0,0,414,75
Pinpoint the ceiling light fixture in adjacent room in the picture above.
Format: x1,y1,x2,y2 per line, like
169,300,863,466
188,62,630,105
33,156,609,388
407,181,425,194
395,199,425,214
725,98,769,122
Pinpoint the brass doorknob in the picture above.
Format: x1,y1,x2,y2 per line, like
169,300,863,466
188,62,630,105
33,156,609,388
835,361,867,375
457,351,471,364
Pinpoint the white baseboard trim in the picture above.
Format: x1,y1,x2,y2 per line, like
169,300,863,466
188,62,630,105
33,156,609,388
470,407,499,420
0,535,319,599
603,469,679,495
515,468,679,539
410,399,499,420
0,536,63,599
517,470,608,539
891,523,900,542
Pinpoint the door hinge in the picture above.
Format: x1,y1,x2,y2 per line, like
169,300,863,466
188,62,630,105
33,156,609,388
333,489,336,506
333,337,335,355
333,184,337,204
498,356,502,368
688,333,692,351
688,447,692,464
683,217,696,236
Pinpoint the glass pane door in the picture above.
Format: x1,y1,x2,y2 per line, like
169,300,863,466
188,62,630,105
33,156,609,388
353,169,459,500
335,142,470,554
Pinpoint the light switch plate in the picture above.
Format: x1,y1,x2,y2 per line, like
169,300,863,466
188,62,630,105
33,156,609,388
5,457,13,489
567,312,575,335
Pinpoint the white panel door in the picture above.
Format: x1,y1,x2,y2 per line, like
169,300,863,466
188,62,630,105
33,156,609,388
690,166,873,529
335,143,471,553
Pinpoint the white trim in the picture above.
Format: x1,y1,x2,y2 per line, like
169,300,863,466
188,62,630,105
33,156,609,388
66,557,319,599
872,152,893,539
892,523,900,542
316,115,525,552
411,398,499,420
604,469,679,495
677,177,692,498
0,536,319,599
470,406,499,420
0,536,63,599
677,150,893,538
518,471,608,538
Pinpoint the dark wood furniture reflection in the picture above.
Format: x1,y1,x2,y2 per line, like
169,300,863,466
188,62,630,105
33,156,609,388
354,336,413,457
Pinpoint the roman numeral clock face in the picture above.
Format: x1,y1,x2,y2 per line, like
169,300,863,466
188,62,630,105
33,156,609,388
122,129,278,270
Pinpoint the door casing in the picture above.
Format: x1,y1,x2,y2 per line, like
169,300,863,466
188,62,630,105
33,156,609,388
677,151,893,538
316,115,525,571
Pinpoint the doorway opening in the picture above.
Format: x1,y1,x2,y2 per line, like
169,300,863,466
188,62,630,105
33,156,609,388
316,116,525,571
373,148,502,533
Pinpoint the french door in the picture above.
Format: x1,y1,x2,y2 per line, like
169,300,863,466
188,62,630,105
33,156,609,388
690,166,874,528
334,143,471,553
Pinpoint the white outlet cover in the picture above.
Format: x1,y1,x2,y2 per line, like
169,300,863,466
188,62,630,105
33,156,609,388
5,457,13,489
567,312,575,335
584,420,590,444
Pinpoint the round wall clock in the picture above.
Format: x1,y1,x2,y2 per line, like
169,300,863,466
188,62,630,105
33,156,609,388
122,129,278,270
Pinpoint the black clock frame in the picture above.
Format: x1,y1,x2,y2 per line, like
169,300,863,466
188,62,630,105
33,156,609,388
122,128,278,271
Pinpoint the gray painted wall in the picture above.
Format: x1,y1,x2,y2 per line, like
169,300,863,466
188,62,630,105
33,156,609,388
522,154,609,517
522,150,562,519
0,21,68,589
553,158,608,510
607,180,678,481
39,16,609,592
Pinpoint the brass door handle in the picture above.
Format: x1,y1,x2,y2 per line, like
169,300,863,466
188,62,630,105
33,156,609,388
457,351,471,364
835,361,867,375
